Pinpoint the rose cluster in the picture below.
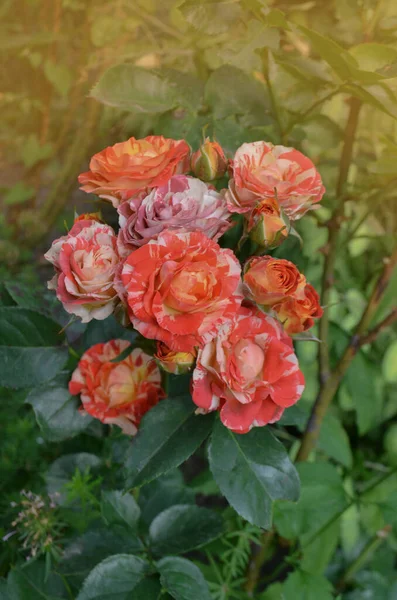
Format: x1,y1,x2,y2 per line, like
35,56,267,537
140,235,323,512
45,135,324,435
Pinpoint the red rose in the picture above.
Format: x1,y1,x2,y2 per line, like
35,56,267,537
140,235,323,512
192,305,305,433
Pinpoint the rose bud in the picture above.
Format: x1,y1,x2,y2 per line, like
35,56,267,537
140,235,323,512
274,283,323,335
244,256,305,307
247,199,289,250
155,342,196,375
191,138,228,181
69,339,164,435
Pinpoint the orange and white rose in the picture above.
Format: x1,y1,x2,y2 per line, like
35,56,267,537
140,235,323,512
119,230,243,352
274,283,323,335
69,339,163,435
78,135,191,207
244,256,304,307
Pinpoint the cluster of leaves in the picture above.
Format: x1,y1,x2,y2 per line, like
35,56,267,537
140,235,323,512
2,0,397,598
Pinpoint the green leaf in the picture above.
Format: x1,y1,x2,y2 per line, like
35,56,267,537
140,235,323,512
345,351,382,435
298,25,358,80
7,560,67,600
3,182,35,206
44,59,72,97
0,307,68,389
180,0,242,34
82,315,136,351
101,490,140,531
205,65,269,120
149,505,223,556
208,419,300,528
124,397,214,488
383,341,397,384
157,557,212,600
318,414,353,468
20,134,53,168
343,82,397,120
349,43,397,75
91,64,177,114
76,555,150,600
132,577,162,600
282,570,334,600
273,463,347,540
26,374,92,441
160,68,204,111
60,528,143,591
138,470,196,526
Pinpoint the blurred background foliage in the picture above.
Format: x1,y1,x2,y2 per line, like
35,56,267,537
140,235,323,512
1,0,397,597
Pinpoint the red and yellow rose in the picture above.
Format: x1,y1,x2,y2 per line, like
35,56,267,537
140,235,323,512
69,339,163,435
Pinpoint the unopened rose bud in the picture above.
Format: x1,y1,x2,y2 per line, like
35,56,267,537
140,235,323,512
74,212,103,224
191,138,227,181
247,199,289,250
155,342,196,375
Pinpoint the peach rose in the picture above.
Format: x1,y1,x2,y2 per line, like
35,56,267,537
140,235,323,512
192,305,305,433
246,198,289,249
244,256,304,306
274,283,323,334
44,218,119,322
78,136,191,207
226,141,325,219
69,339,163,435
117,175,232,255
155,342,196,375
119,230,243,352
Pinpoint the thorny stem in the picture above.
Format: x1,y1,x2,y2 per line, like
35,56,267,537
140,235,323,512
319,96,362,384
336,526,391,591
296,244,397,462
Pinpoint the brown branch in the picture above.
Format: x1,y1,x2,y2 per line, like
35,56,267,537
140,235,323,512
359,309,397,346
245,530,274,596
318,96,362,384
296,245,397,462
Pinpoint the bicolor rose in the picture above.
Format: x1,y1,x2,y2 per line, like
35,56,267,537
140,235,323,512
191,138,228,181
44,219,119,322
274,283,323,335
155,342,196,375
244,256,304,307
120,230,243,352
78,136,191,207
192,305,305,433
226,141,325,219
69,339,163,435
246,198,289,249
117,175,232,255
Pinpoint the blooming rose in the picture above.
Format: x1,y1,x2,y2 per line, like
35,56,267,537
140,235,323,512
155,342,196,375
191,138,228,181
192,305,305,433
274,283,323,335
117,175,232,255
244,256,304,306
246,198,289,249
226,141,325,219
78,136,191,207
120,230,243,352
44,218,119,322
69,339,163,435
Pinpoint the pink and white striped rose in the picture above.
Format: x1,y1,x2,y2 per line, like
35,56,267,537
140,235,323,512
192,305,305,433
44,218,119,322
117,175,232,256
226,141,325,220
